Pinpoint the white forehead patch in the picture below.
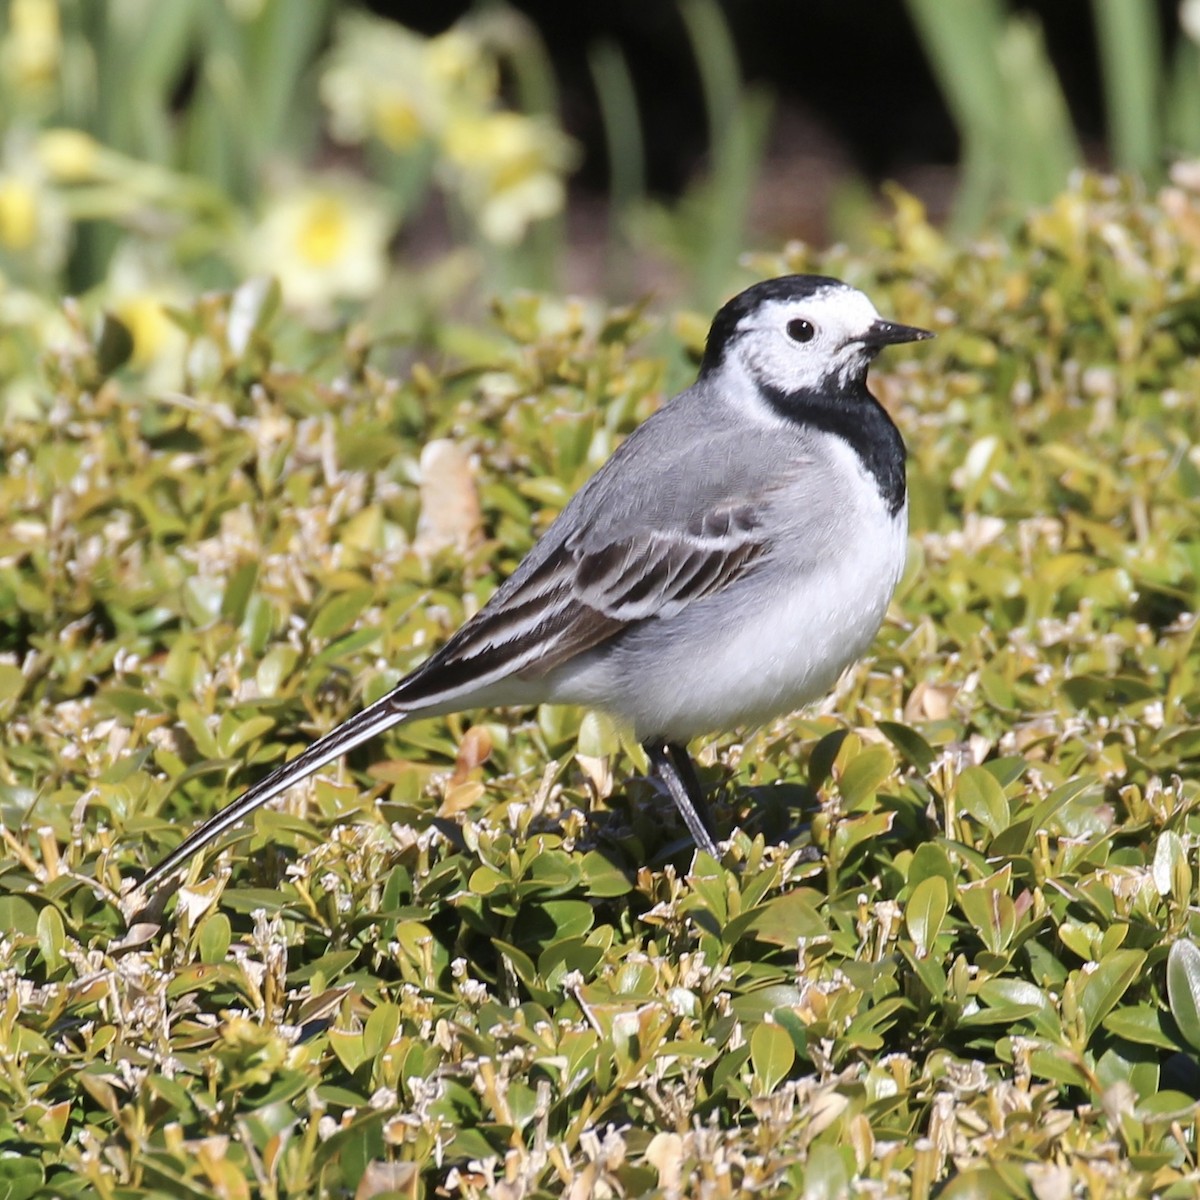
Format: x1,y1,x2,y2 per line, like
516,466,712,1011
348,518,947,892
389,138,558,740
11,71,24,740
751,285,882,340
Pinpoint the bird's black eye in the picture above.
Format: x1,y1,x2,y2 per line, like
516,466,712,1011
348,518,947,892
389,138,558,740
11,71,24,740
787,318,815,343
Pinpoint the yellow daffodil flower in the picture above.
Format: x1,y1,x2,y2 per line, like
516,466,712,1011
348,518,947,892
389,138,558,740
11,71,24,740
442,112,575,245
245,178,393,309
2,0,60,93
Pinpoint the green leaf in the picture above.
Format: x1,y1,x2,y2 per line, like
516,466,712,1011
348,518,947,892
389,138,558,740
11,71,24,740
803,1144,850,1200
1028,1046,1093,1091
831,810,895,863
217,713,276,757
954,766,1009,837
958,867,1015,953
448,1126,500,1163
686,854,728,925
492,939,540,992
363,1003,400,1059
256,645,299,696
1137,1090,1199,1120
526,899,594,943
1103,1004,1182,1051
221,560,260,624
523,850,581,894
36,905,65,974
744,892,827,947
730,985,805,1023
578,850,633,897
877,720,936,773
1167,940,1200,1052
328,1029,368,1074
1025,778,1098,837
182,575,223,625
468,866,509,897
0,1156,44,1200
843,997,911,1050
711,1043,751,1095
0,664,26,714
309,587,375,642
977,977,1047,1012
1092,0,1163,174
769,1007,810,1062
901,944,947,1001
961,978,1049,1028
938,1166,1020,1200
1153,831,1188,899
197,913,231,964
749,1021,794,1093
538,937,604,983
227,276,281,355
908,842,958,893
0,897,39,938
906,874,949,956
990,776,1096,855
836,745,894,809
1079,949,1147,1039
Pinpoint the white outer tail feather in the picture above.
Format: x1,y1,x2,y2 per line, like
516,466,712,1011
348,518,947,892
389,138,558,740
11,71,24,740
134,694,408,900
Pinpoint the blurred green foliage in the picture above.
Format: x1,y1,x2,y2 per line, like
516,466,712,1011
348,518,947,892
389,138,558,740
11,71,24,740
907,0,1200,229
0,0,581,405
1,172,1200,1193
0,0,769,410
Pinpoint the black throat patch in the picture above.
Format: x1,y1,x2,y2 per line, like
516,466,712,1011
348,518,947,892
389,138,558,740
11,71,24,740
760,380,907,516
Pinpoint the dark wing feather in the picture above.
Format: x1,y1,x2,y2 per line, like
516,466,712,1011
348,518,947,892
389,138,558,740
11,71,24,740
394,499,768,700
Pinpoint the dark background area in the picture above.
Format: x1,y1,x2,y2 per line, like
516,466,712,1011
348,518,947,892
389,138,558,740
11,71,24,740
358,0,1189,294
363,0,1177,203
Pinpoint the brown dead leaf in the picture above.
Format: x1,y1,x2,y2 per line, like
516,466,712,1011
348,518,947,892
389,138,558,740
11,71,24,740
645,1131,684,1191
904,681,957,723
452,724,493,784
295,984,354,1027
415,438,483,558
355,1161,418,1200
575,753,612,799
109,923,162,953
1027,1162,1073,1200
177,875,226,924
438,779,485,818
566,1164,599,1200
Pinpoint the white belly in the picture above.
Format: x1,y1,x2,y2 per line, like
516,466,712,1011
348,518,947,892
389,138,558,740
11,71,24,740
546,498,908,742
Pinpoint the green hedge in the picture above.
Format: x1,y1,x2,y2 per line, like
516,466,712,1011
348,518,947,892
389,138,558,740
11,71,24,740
3,174,1200,1196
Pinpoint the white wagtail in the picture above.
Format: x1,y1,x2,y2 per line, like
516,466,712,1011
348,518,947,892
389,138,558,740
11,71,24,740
134,275,931,899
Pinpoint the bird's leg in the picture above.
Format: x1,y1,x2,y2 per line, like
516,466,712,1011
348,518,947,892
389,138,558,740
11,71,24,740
643,740,719,857
665,742,707,803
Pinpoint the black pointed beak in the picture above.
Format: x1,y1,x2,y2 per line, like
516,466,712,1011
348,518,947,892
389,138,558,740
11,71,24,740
861,319,935,347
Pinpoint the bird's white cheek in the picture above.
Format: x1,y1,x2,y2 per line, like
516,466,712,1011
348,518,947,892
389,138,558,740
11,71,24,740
744,340,827,395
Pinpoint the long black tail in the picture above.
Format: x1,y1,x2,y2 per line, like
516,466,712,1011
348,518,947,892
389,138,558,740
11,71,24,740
133,693,408,901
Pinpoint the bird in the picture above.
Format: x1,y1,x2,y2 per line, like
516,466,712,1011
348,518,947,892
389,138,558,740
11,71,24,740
133,274,931,901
